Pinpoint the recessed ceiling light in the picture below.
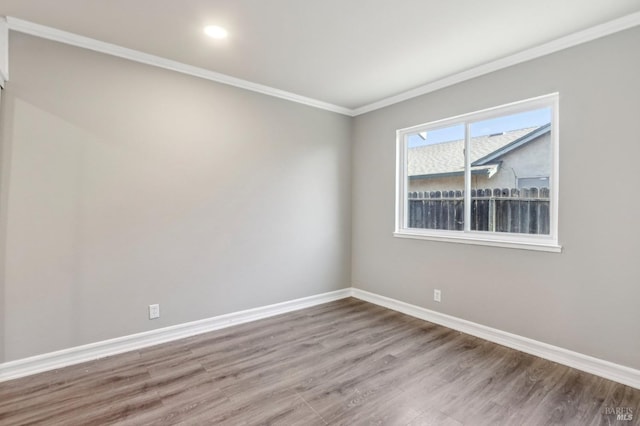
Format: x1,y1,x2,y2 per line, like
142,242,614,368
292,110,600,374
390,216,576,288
204,25,228,39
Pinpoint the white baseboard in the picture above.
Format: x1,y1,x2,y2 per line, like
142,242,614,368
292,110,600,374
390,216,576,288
2,287,638,390
0,288,351,382
350,288,640,390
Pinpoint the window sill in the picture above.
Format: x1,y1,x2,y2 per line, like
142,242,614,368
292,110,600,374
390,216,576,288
393,230,562,253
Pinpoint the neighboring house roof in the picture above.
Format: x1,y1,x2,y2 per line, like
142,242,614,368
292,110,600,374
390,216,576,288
408,124,550,178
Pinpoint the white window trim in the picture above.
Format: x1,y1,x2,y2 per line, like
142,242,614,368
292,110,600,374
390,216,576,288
395,93,561,253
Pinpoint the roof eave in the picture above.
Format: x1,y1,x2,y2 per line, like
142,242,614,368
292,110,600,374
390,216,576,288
472,123,551,166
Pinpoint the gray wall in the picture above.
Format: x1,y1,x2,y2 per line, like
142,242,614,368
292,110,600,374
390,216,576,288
1,25,638,374
352,27,640,370
0,34,352,361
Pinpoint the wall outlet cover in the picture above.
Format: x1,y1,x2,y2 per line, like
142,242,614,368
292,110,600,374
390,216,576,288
149,304,160,319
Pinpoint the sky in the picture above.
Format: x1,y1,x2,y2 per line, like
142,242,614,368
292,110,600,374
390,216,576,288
408,107,551,148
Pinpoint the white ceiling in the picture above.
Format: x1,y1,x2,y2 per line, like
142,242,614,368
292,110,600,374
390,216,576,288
2,0,640,110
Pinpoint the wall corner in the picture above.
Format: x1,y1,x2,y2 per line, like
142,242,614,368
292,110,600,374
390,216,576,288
0,16,8,87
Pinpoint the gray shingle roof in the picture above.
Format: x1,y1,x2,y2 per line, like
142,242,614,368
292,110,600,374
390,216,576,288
408,126,542,177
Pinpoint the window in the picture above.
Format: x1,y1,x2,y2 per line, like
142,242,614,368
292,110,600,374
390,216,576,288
395,94,560,252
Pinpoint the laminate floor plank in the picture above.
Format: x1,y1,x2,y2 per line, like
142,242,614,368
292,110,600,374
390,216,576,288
0,365,153,425
406,408,463,426
0,298,638,425
594,384,640,426
122,379,228,426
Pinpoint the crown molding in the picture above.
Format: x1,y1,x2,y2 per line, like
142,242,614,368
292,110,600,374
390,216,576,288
4,11,640,117
352,11,640,116
5,16,353,116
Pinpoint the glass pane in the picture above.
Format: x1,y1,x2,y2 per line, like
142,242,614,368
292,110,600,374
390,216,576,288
468,108,552,235
406,124,465,230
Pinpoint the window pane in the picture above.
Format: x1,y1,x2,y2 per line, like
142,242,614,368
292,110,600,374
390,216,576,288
468,108,551,234
406,124,465,230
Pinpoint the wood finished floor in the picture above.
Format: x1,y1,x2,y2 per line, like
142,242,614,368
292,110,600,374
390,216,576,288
0,298,638,426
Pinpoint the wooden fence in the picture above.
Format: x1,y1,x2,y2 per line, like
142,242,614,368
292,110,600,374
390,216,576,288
408,187,550,234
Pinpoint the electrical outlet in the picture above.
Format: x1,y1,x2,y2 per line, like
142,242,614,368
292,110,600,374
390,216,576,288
149,304,160,319
434,289,441,303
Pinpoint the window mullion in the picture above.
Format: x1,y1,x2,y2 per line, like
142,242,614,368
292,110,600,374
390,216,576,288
464,123,471,232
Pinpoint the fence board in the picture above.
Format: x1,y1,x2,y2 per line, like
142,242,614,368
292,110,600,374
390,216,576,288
408,187,550,235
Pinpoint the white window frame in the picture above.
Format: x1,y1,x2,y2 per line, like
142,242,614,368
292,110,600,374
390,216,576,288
394,93,561,252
